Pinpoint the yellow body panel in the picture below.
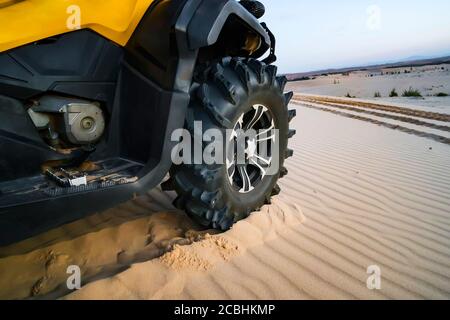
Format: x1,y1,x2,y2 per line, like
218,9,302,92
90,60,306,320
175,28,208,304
0,0,155,53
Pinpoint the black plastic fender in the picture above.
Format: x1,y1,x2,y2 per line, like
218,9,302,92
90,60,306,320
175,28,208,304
187,0,271,50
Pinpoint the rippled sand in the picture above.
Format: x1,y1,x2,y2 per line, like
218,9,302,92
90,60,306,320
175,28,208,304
1,98,449,300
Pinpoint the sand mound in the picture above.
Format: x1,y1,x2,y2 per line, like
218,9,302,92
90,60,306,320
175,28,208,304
159,235,240,271
0,188,206,299
64,199,305,300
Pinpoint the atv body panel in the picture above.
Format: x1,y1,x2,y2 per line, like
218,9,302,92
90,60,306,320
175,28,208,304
0,0,156,53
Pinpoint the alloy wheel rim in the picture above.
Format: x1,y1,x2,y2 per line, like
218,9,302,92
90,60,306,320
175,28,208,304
227,104,276,193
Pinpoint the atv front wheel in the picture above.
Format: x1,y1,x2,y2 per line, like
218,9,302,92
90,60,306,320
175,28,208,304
163,58,296,230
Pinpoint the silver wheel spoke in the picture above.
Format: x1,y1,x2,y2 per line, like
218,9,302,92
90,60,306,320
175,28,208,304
252,154,272,166
249,158,267,179
227,158,236,184
256,120,275,138
246,105,267,130
238,165,253,193
230,115,244,141
256,132,276,143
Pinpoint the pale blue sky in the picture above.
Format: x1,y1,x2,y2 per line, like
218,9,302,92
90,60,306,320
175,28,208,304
261,0,450,73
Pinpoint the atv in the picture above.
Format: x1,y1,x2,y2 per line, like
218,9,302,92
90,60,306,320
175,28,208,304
0,0,295,245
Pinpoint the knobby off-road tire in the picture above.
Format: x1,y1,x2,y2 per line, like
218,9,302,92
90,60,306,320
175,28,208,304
162,57,296,230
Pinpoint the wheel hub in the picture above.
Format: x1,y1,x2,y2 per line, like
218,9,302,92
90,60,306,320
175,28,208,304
246,138,257,159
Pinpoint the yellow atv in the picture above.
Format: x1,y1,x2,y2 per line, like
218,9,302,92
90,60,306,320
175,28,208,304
0,0,295,245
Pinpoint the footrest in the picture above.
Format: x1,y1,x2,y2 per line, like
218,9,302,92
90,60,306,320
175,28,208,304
0,158,143,207
45,168,87,187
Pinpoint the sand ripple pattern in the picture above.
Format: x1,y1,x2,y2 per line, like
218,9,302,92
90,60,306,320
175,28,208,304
293,95,450,144
278,106,450,299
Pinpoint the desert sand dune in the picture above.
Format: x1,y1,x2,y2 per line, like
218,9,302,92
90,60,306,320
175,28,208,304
1,98,449,300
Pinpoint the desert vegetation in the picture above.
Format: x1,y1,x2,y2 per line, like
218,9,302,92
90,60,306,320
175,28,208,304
402,87,422,97
345,92,355,98
389,88,398,97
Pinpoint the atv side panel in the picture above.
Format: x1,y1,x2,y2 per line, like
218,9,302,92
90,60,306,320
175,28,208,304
0,30,123,105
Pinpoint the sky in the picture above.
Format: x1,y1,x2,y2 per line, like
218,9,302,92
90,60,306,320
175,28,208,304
261,0,450,73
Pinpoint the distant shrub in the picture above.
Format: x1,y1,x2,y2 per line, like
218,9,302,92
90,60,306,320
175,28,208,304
389,88,398,97
374,91,381,98
291,76,311,81
402,87,422,97
435,92,449,97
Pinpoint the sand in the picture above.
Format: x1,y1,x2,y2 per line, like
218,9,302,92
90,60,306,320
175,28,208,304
0,189,205,299
1,93,450,300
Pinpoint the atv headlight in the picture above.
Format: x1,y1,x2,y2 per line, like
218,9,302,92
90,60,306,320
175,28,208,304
243,32,262,55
